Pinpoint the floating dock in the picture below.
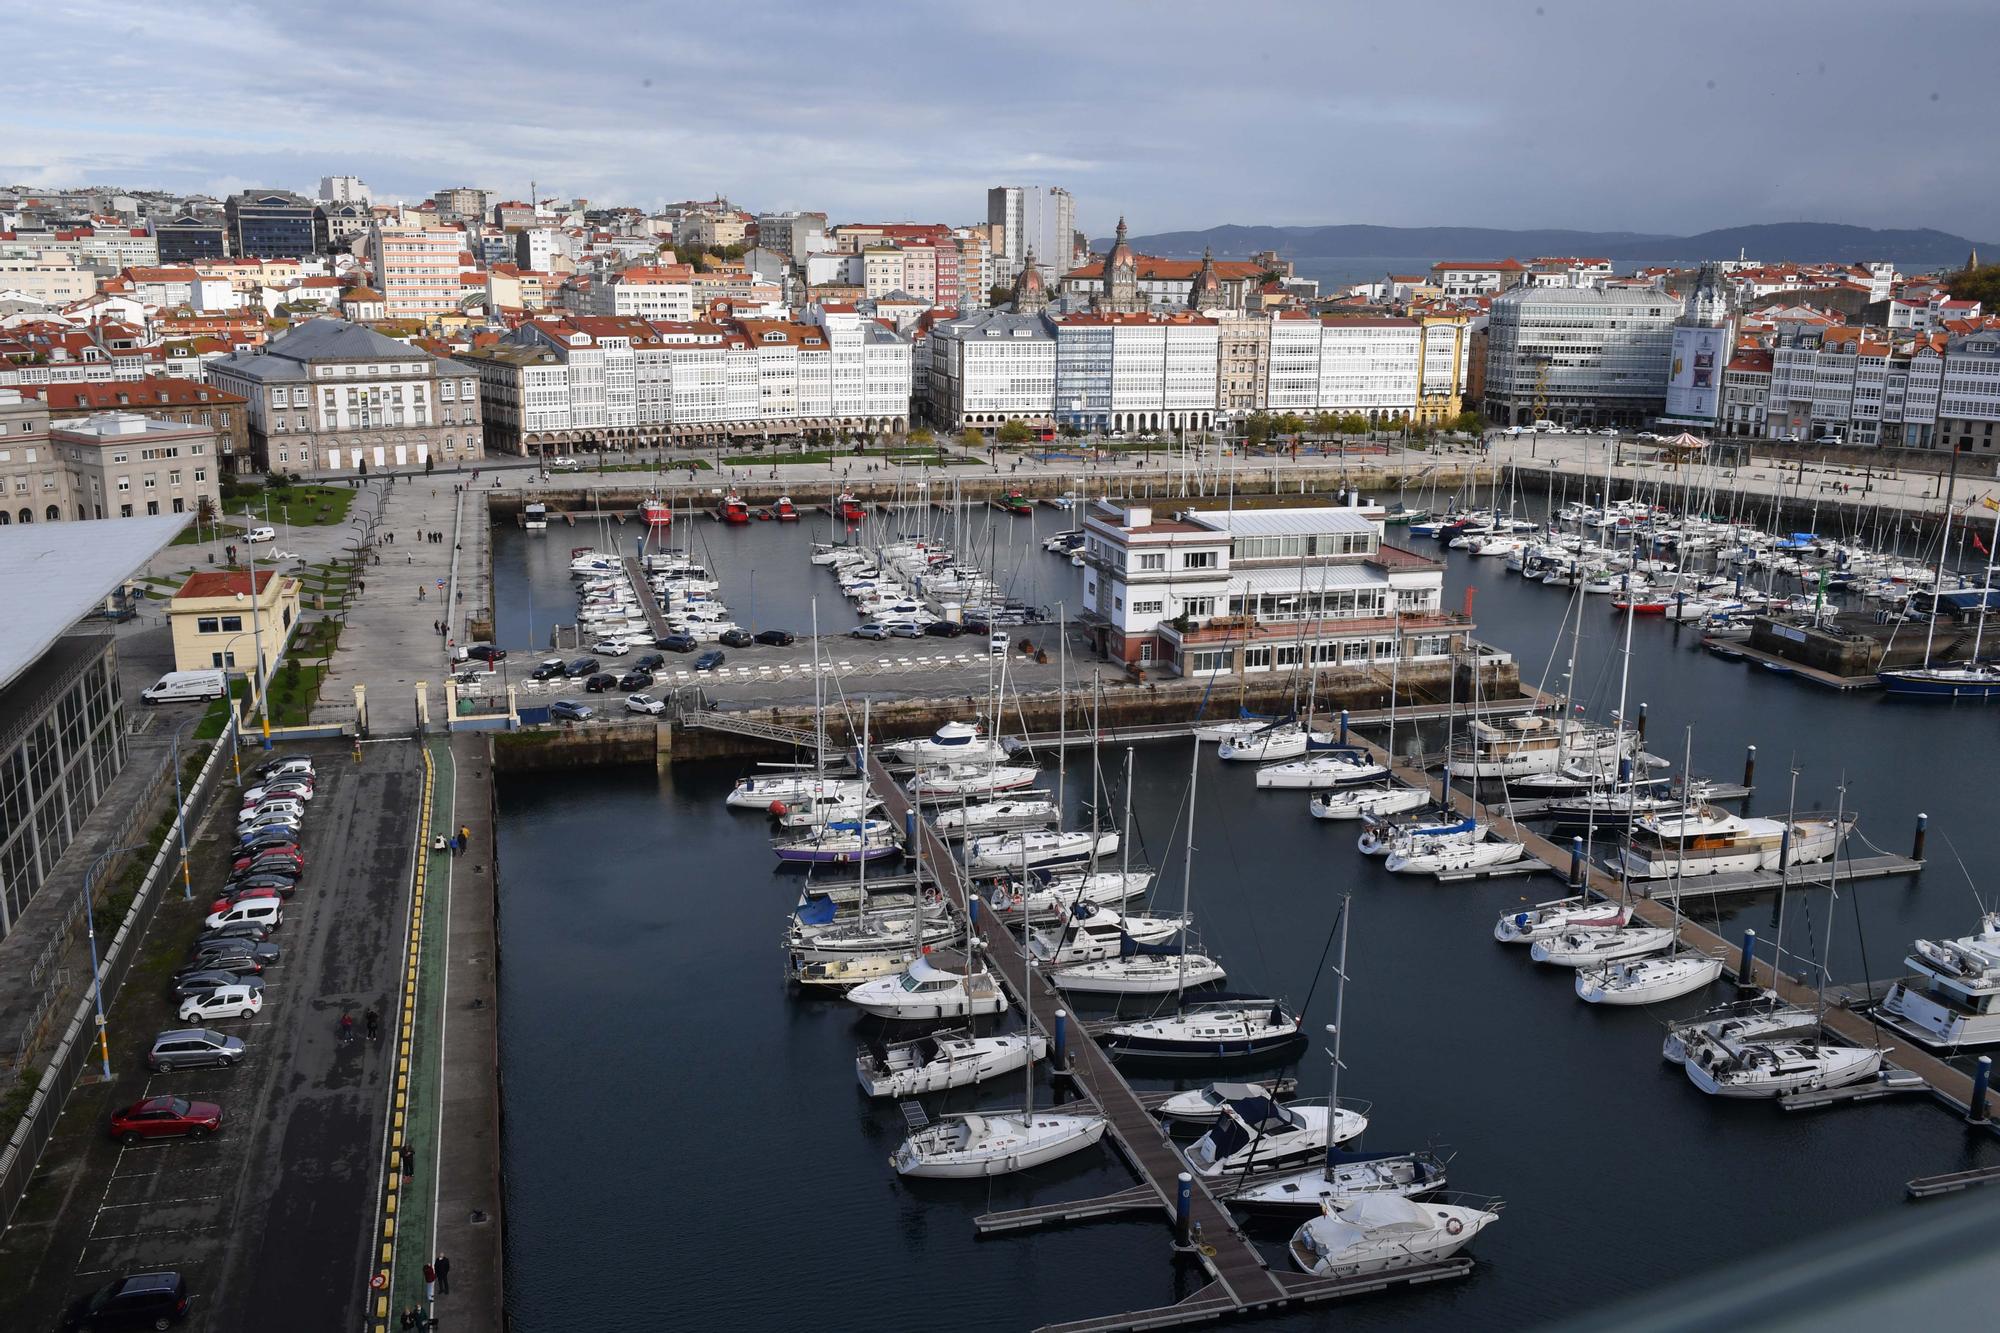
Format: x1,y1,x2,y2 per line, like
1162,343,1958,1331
1641,852,1924,902
621,556,674,642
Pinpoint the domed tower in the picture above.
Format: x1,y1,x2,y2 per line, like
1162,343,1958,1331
1187,245,1224,312
1103,216,1142,313
1010,251,1050,314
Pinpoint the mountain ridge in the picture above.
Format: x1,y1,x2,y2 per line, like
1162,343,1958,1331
1088,222,1994,271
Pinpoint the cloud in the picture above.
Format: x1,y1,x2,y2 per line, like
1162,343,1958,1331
0,0,1993,240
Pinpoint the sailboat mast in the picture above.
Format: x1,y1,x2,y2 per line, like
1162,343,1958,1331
1922,448,1961,668
857,700,870,927
1120,746,1134,884
1322,895,1350,1178
1176,735,1199,1002
1773,765,1798,989
1056,608,1068,815
1970,500,2000,665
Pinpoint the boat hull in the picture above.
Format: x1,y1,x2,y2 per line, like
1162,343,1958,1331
891,1114,1106,1177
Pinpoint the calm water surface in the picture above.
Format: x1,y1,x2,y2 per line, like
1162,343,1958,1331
494,506,2000,1330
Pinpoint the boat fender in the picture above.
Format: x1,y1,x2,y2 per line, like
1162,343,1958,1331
768,800,789,816
1445,1217,1464,1236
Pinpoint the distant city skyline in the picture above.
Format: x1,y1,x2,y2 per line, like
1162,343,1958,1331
3,1,1995,240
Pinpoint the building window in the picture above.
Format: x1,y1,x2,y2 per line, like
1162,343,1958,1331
1187,648,1229,674
1183,551,1216,570
1137,552,1165,571
221,615,243,632
197,616,220,633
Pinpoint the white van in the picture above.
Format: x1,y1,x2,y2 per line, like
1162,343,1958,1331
141,670,227,704
247,526,276,543
204,899,282,931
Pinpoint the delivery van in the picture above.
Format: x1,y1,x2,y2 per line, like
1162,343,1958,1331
141,670,228,704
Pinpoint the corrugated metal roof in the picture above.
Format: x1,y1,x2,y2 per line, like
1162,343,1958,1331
1236,564,1386,594
1191,507,1376,537
0,514,188,691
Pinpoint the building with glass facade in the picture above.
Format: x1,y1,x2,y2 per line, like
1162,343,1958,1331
1483,285,1684,429
224,190,329,259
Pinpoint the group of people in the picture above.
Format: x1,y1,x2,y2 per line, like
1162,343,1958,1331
398,1253,452,1327
335,1008,382,1045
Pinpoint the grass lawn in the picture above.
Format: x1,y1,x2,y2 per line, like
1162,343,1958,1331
264,618,342,726
224,483,355,527
555,460,712,474
722,449,976,467
171,518,245,545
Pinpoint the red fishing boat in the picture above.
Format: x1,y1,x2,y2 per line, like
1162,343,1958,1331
837,491,867,522
721,493,750,524
775,496,799,521
640,499,673,528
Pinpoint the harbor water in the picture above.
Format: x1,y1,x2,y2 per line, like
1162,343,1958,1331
491,510,2000,1330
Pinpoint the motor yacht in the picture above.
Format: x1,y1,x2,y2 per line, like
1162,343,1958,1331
1617,806,1847,879
1874,913,2000,1050
1184,1095,1368,1179
856,1029,1045,1098
845,953,1010,1020
1287,1194,1500,1277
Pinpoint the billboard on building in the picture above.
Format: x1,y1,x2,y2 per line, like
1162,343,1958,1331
1665,324,1727,422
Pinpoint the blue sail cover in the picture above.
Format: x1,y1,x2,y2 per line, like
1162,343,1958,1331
795,895,838,926
1118,930,1183,958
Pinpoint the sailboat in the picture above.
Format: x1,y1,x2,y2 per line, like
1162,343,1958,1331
1661,996,1816,1065
1310,785,1428,821
1183,1093,1368,1179
1529,924,1676,967
1880,483,2000,696
1492,895,1632,944
1254,748,1388,790
963,827,1118,873
1155,1079,1298,1125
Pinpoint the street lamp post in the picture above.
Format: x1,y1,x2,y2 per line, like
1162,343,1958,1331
167,718,200,901
83,842,151,1081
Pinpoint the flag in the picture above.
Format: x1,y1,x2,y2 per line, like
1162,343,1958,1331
1985,497,2000,513
1977,532,1989,556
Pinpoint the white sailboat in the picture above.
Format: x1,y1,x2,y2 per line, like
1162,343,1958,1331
1684,1038,1884,1098
856,1029,1046,1098
963,828,1118,873
1024,904,1185,965
985,870,1151,920
1184,1096,1368,1179
1529,925,1676,967
1254,749,1388,790
1492,896,1631,944
1661,997,1816,1065
1217,722,1336,763
1155,1080,1297,1126
930,797,1060,838
909,765,1041,799
1575,952,1725,1005
1310,784,1428,821
1385,835,1526,877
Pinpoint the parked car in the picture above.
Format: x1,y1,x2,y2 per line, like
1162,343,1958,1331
227,874,301,900
246,525,276,542
207,885,281,914
195,922,271,948
175,981,264,1023
62,1271,193,1329
590,639,631,657
249,756,313,780
109,1095,222,1143
237,796,304,823
963,619,992,636
988,631,1011,655
463,644,507,663
656,633,698,653
618,669,655,690
633,652,666,672
241,780,313,805
753,629,796,646
626,693,665,716
231,844,300,871
583,672,618,694
204,900,282,932
694,650,725,672
564,657,601,678
549,700,593,722
168,970,265,1001
549,456,580,470
718,628,754,648
924,620,965,638
148,1029,245,1072
229,854,302,881
1597,427,1619,438
236,809,301,835
851,624,890,640
529,657,567,682
888,622,923,639
236,829,302,855
187,941,281,973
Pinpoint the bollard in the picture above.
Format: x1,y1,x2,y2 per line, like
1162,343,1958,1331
1569,836,1584,888
1338,709,1349,746
1738,928,1757,987
1778,828,1791,873
969,893,981,935
1175,1172,1194,1250
1743,744,1757,791
1913,812,1928,863
1053,1008,1068,1072
1618,756,1633,786
1637,702,1648,743
1970,1056,1992,1125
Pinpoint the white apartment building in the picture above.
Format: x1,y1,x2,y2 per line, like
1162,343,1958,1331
318,176,372,205
1430,260,1526,298
1076,501,1454,671
986,185,1075,282
1936,329,2000,455
0,256,98,304
925,309,1057,429
1483,285,1682,428
368,224,461,317
586,264,694,321
1317,319,1421,413
1763,324,1944,448
1054,313,1219,434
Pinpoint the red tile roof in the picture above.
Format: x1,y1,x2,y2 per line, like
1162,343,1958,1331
22,378,244,410
175,569,277,600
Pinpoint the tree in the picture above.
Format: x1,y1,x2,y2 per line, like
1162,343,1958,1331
962,427,985,447
1311,412,1340,438
987,283,1012,306
908,427,934,445
997,420,1033,444
1449,408,1484,435
1339,413,1370,435
1243,412,1273,444
1273,412,1307,437
1947,264,2000,309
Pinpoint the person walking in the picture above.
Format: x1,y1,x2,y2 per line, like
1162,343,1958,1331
338,1011,354,1045
399,1143,414,1180
433,1254,451,1296
423,1262,436,1304
460,824,471,849
365,1007,381,1042
400,1306,419,1330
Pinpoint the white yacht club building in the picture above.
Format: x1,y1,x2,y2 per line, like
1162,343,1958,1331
1077,500,1463,675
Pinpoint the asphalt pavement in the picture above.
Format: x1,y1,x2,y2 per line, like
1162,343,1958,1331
0,739,422,1332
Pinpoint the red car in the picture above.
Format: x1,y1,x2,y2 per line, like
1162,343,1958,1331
209,885,281,914
232,846,301,872
109,1095,221,1143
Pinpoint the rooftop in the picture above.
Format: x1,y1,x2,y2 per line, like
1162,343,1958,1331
174,569,277,600
0,513,187,691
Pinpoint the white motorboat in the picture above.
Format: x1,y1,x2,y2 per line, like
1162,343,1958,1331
909,764,1041,799
1287,1194,1500,1277
964,828,1119,873
1225,1150,1449,1216
1446,714,1635,779
1025,904,1185,965
1529,925,1677,967
856,1029,1046,1098
1192,716,1285,744
1684,1038,1884,1098
1217,724,1336,763
1051,949,1226,995
930,798,1060,837
890,1108,1107,1178
1254,750,1388,790
1357,815,1481,857
1102,997,1306,1064
1385,836,1526,877
985,870,1151,919
845,953,1011,1020
790,951,913,991
1184,1096,1368,1178
1154,1079,1298,1125
1575,952,1725,1005
886,720,1008,766
773,794,881,830
1492,896,1632,944
1874,913,2000,1050
1310,785,1428,821
1661,998,1816,1064
727,772,868,810
1617,806,1847,879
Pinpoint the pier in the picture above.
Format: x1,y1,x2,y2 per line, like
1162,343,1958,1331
620,555,674,641
1337,703,1993,1120
861,752,1473,1330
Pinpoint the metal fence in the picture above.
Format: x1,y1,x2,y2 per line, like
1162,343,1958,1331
0,713,238,1227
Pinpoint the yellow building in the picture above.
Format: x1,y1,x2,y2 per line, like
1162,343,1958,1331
167,569,301,675
1414,310,1475,424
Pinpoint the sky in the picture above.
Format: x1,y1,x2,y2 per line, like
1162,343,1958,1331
3,0,1993,243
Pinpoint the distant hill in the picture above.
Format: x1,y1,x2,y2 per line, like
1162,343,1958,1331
1093,222,1995,271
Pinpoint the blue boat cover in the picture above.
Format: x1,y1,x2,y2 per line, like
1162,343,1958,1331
795,895,838,926
1118,930,1183,958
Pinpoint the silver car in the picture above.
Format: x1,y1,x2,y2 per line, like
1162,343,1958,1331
148,1028,245,1071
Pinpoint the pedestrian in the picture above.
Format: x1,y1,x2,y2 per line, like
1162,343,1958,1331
460,824,470,848
400,1143,414,1180
408,551,414,565
434,1253,451,1296
338,1011,354,1045
423,1262,436,1303
419,585,426,600
400,1306,419,1331
365,1007,381,1041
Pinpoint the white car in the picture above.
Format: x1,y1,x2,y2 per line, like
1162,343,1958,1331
1597,428,1619,438
246,525,276,543
1505,425,1528,436
1636,430,1661,441
625,693,665,715
549,456,580,470
179,985,263,1023
590,639,631,657
237,798,305,826
242,782,313,805
204,899,282,931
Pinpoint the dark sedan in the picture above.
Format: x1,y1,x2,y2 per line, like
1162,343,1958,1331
195,923,271,948
924,620,965,638
618,669,655,690
169,970,267,1001
184,942,281,974
634,652,666,671
584,672,619,693
694,650,725,672
753,629,796,646
656,633,698,653
719,628,754,648
464,644,507,663
564,657,601,678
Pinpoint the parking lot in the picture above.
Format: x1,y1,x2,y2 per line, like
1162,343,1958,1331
0,739,421,1331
